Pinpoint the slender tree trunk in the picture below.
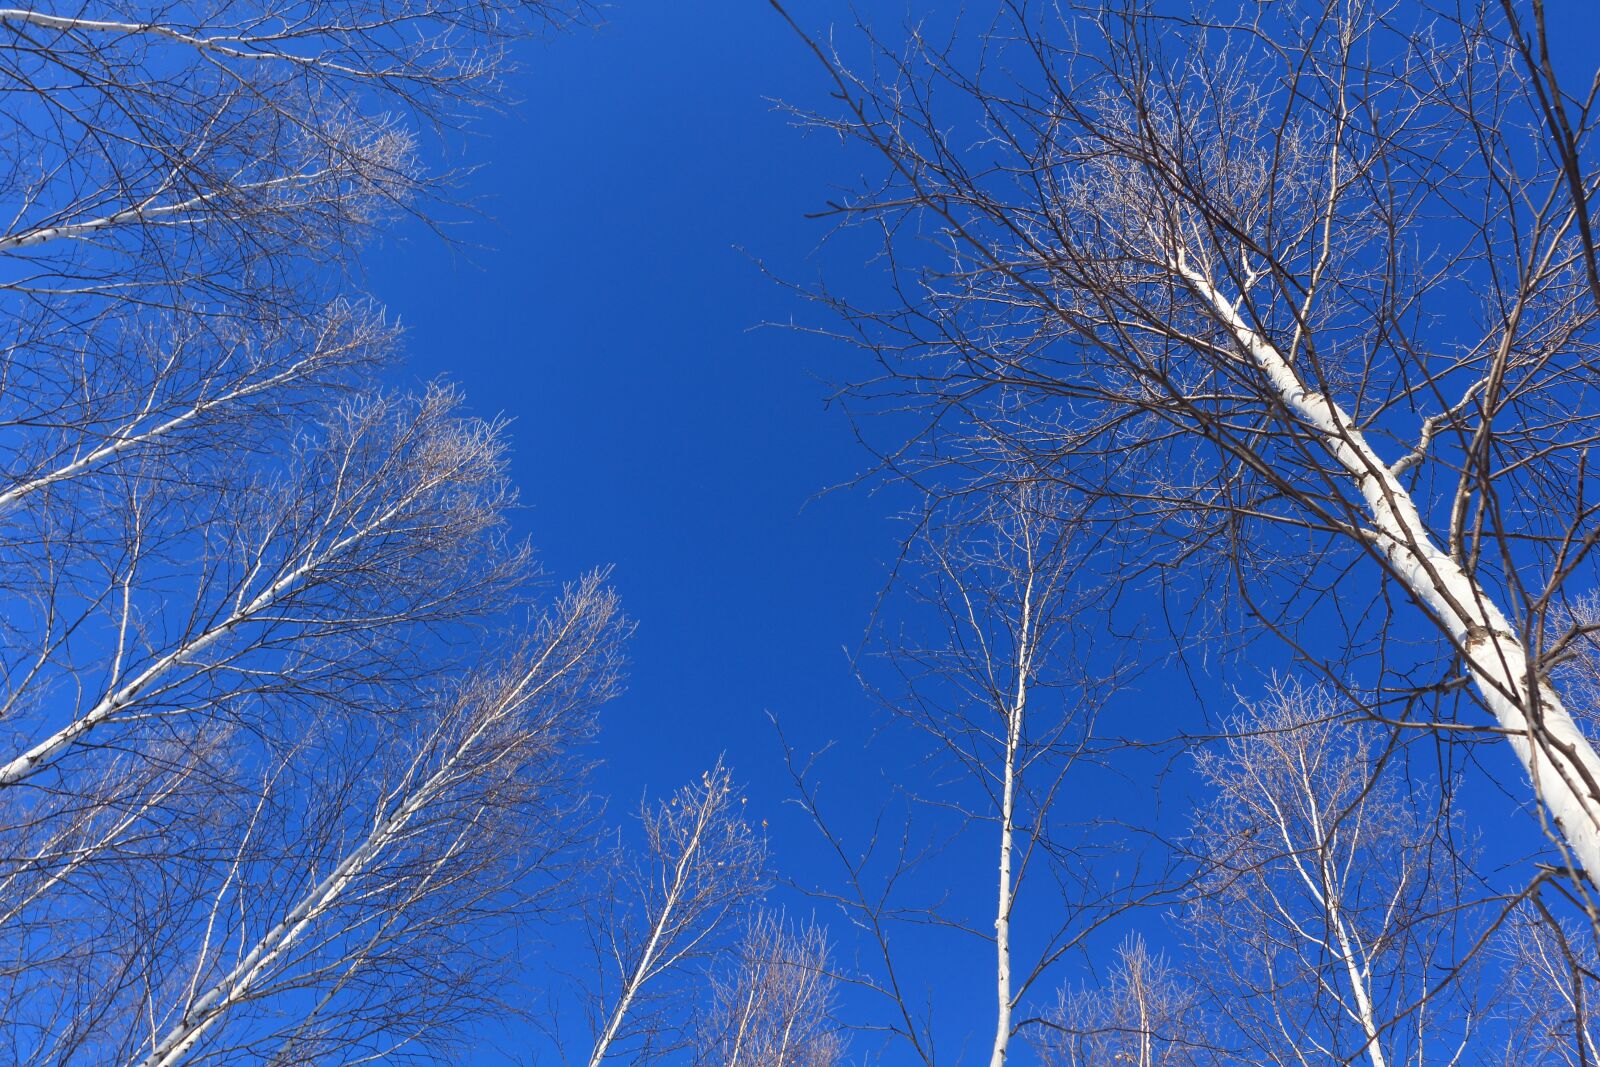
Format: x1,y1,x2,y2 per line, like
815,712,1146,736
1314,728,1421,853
0,465,455,788
0,172,328,252
587,788,717,1067
1301,786,1389,1067
990,571,1035,1067
139,735,474,1067
726,983,759,1067
0,354,323,514
1327,894,1388,1067
1136,977,1151,1067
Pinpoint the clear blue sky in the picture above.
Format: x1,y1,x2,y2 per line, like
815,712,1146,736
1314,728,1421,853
372,0,901,805
368,3,957,1058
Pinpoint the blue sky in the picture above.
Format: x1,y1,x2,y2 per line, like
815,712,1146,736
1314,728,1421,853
366,2,1083,1057
367,3,956,1057
371,1,897,803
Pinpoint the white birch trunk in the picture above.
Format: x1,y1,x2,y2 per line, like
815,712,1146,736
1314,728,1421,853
1177,253,1600,878
0,355,323,514
129,608,593,1067
990,568,1035,1067
0,173,328,252
0,467,454,788
586,786,719,1067
138,727,477,1067
725,983,760,1067
0,9,365,72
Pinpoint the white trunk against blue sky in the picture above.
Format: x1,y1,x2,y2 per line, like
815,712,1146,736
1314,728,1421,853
586,765,760,1067
1176,251,1600,881
0,395,489,789
990,565,1036,1067
132,590,610,1067
586,795,716,1067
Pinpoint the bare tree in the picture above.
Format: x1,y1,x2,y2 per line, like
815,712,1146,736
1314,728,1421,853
776,474,1172,1065
1,383,526,787
0,0,583,505
0,0,580,302
4,574,625,1067
864,476,1124,1067
776,0,1600,888
582,762,767,1067
691,911,846,1067
1187,680,1476,1067
1491,898,1600,1067
0,377,630,1067
0,3,621,1064
1036,936,1206,1067
0,376,550,1048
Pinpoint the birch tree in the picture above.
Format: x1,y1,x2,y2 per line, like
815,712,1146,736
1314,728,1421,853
0,379,633,1062
0,0,579,303
0,2,618,1063
1492,901,1600,1066
0,0,581,486
0,369,567,1064
5,571,625,1066
867,478,1114,1067
778,475,1167,1065
1187,681,1476,1067
778,0,1600,886
691,912,846,1067
582,763,766,1066
1037,936,1206,1067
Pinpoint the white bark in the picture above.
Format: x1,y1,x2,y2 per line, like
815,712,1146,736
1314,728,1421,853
0,354,322,513
0,172,331,253
136,786,427,1067
587,779,722,1067
1136,982,1151,1067
132,593,602,1067
726,984,760,1067
693,913,842,1067
0,9,365,73
1274,757,1390,1067
990,567,1035,1067
1175,252,1600,879
0,438,468,787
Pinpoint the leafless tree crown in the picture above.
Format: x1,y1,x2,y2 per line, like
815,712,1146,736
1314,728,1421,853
581,762,768,1067
773,0,1600,1061
0,3,623,1065
782,0,1600,904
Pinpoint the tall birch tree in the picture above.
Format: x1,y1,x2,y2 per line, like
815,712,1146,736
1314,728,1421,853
0,3,618,1063
868,478,1108,1067
1037,936,1205,1067
779,0,1600,897
779,474,1165,1064
690,912,846,1067
1492,902,1600,1066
